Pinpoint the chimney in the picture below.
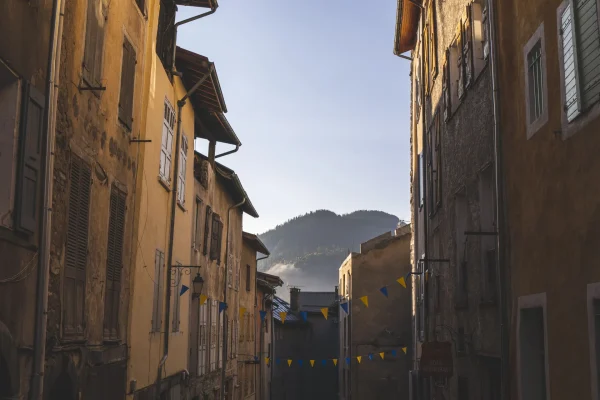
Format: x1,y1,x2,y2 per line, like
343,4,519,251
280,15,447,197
290,287,300,312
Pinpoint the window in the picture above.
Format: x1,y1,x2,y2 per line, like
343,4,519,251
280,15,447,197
177,135,188,205
172,262,182,332
246,265,251,292
418,153,425,209
219,310,224,367
118,38,136,130
471,1,489,77
210,299,218,371
159,98,175,184
104,184,126,340
458,377,469,400
14,82,45,234
442,51,451,121
463,6,474,89
423,0,437,95
457,21,465,99
518,294,548,400
210,213,223,264
199,301,208,376
524,23,549,138
156,0,176,70
193,198,202,250
203,206,212,255
64,155,92,337
427,110,442,216
152,249,165,332
82,0,107,87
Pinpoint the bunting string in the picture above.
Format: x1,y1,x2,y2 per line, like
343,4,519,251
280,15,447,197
270,347,409,368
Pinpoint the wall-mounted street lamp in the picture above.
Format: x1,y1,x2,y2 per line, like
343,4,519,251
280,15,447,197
192,273,205,298
170,265,205,298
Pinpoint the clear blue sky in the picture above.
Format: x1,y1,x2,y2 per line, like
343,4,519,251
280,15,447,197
178,0,411,235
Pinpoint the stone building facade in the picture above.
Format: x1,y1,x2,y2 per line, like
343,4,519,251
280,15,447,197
338,226,412,400
395,0,502,398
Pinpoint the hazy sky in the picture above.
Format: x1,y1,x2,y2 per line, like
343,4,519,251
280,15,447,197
178,0,411,235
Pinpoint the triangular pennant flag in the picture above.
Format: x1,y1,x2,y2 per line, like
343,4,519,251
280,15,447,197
357,356,362,364
379,352,385,360
425,269,430,282
259,310,267,321
360,296,369,308
402,347,407,354
310,360,315,367
287,359,292,367
345,357,351,365
239,307,246,319
321,360,327,366
279,312,287,324
219,302,227,313
199,294,208,305
397,276,407,288
379,286,388,297
254,356,259,362
266,357,270,365
300,311,308,322
391,350,397,357
321,307,328,320
333,359,338,366
368,353,373,361
298,360,303,367
180,285,189,296
340,302,349,314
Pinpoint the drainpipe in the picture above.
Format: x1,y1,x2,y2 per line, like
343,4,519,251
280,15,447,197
158,65,215,392
171,3,218,74
487,0,509,399
214,144,239,159
254,255,268,400
220,197,247,400
30,0,63,398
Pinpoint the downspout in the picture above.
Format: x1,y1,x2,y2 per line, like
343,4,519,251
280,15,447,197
158,65,215,389
488,0,509,399
214,144,239,159
30,0,63,398
170,4,218,74
220,197,247,400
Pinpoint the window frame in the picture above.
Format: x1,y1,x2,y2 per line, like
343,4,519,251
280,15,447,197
82,0,107,88
118,36,136,131
523,22,549,139
159,97,175,186
193,197,202,251
246,264,251,292
588,282,600,400
177,134,188,206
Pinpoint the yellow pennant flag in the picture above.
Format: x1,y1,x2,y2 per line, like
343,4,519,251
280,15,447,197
310,360,315,367
402,347,407,354
321,307,329,320
397,277,407,288
239,307,246,319
280,312,287,324
360,296,369,308
266,357,270,365
379,352,385,360
333,359,338,366
357,356,362,364
425,271,430,282
287,359,292,367
199,294,208,305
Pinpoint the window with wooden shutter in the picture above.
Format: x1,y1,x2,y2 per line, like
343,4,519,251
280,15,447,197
104,184,126,340
199,301,208,376
210,299,217,371
442,52,451,121
428,0,438,81
194,198,202,250
118,38,136,131
15,83,44,234
172,262,182,332
426,123,434,216
418,153,424,209
160,98,175,183
156,0,176,70
246,265,251,292
152,249,165,332
210,214,222,263
424,19,431,96
457,21,465,99
203,206,212,255
64,155,92,338
464,7,474,88
177,135,188,205
82,0,107,87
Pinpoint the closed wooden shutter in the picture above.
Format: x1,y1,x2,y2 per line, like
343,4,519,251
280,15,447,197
210,214,221,262
429,0,438,79
104,185,126,339
203,206,212,255
575,0,600,110
118,38,136,130
464,6,473,88
561,3,581,121
434,111,442,209
64,155,91,337
194,198,202,249
83,0,106,86
457,21,465,99
443,51,451,121
15,83,44,234
156,0,176,69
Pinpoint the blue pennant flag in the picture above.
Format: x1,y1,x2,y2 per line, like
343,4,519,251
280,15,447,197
180,285,189,296
276,358,281,365
300,311,308,322
391,350,397,357
340,302,349,314
298,359,303,367
321,359,327,366
345,357,351,365
260,311,267,321
379,286,388,297
254,356,259,362
368,353,373,361
219,302,227,313
405,271,411,281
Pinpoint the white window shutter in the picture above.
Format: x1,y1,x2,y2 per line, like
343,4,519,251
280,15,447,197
561,3,581,121
178,135,187,204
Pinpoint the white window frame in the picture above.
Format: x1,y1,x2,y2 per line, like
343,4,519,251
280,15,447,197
588,282,600,400
556,0,600,140
177,134,188,206
199,300,208,376
210,299,217,371
523,22,549,139
159,97,175,185
471,1,488,78
517,292,551,400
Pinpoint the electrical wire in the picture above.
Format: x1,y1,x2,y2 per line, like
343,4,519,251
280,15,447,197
0,250,39,283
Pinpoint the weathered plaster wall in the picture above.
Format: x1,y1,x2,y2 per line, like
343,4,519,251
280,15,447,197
496,0,600,399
